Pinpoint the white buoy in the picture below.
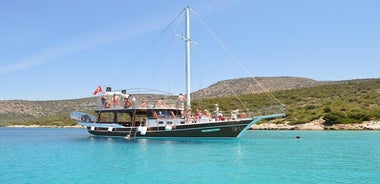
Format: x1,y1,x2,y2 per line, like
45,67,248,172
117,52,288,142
108,127,113,132
140,127,147,135
137,125,142,132
165,125,172,131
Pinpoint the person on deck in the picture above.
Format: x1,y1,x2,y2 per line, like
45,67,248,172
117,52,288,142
214,104,219,121
123,97,133,108
128,94,136,104
141,98,148,108
194,108,202,122
112,93,119,108
185,109,192,123
203,109,211,118
101,95,107,105
101,95,110,108
177,93,185,108
155,97,164,108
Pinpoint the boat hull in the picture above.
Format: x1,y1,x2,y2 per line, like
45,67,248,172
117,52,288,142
85,119,253,138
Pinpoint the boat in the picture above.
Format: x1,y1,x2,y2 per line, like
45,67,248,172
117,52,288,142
70,6,286,138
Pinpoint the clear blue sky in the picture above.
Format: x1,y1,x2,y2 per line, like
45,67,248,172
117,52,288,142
1,0,379,100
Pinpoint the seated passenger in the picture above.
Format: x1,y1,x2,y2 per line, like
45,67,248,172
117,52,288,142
141,98,148,108
128,94,136,104
123,97,133,108
154,98,164,108
194,109,202,122
231,109,239,120
218,113,225,121
240,112,248,118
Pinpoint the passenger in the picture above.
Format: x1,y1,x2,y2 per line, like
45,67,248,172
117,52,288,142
101,95,111,108
203,109,211,118
154,97,164,108
112,93,119,108
177,93,185,108
101,95,107,105
218,114,225,121
214,104,219,121
185,109,192,123
231,109,239,120
123,97,133,108
198,109,210,122
140,98,148,108
128,94,136,104
194,108,202,122
240,112,248,118
170,110,177,118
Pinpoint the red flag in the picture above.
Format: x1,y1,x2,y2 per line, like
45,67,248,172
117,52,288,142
93,86,102,95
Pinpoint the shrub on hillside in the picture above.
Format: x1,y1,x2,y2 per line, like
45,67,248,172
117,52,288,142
323,112,352,125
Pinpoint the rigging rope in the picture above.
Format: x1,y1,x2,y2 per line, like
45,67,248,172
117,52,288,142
191,9,284,106
148,9,185,92
106,7,284,111
110,8,187,91
192,45,250,110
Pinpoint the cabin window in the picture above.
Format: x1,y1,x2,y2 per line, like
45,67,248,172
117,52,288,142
98,112,113,122
116,112,131,123
147,110,179,119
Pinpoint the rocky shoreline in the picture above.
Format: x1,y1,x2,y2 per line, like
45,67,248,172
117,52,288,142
250,119,380,130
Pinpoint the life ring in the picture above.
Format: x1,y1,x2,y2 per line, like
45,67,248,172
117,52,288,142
81,115,89,122
105,102,111,108
124,100,134,108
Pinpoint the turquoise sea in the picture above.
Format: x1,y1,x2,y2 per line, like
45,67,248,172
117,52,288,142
1,128,379,184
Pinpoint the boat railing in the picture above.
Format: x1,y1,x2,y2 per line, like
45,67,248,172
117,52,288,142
96,94,184,110
94,88,187,110
94,89,285,120
220,105,286,120
132,99,184,110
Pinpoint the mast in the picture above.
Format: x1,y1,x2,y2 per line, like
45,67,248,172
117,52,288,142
185,6,191,110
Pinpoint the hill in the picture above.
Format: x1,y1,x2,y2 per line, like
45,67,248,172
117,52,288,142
1,77,379,127
0,98,97,126
192,76,319,99
194,78,380,126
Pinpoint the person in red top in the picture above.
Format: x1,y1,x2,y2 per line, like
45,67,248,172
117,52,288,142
112,94,119,108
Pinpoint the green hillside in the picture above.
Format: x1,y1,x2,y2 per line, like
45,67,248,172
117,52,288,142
1,78,379,127
192,78,380,125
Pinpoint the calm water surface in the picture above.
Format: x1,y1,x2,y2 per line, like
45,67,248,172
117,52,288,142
1,128,379,184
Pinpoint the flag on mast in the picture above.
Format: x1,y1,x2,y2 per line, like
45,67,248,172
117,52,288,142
93,86,102,95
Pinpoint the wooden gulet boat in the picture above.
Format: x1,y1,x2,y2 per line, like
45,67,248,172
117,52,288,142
70,7,286,138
